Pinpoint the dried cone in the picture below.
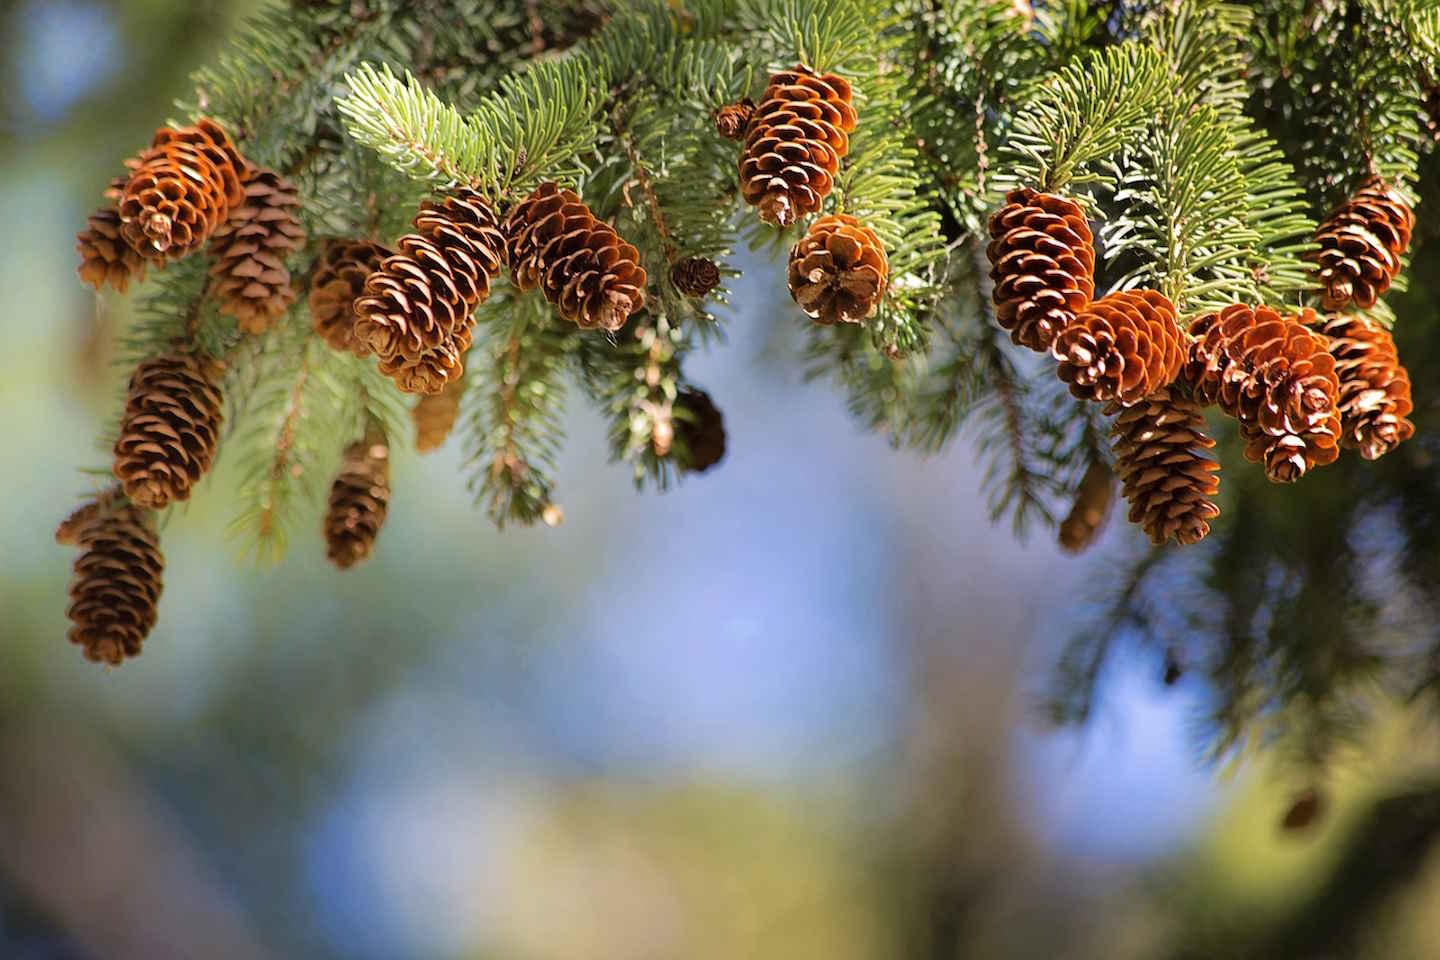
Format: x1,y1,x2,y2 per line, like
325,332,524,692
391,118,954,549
1311,177,1414,310
56,491,164,666
671,256,722,298
310,239,392,356
986,189,1096,351
207,166,306,334
675,389,726,473
324,434,391,569
1109,387,1221,546
118,118,247,263
1320,314,1414,460
714,98,755,141
503,182,647,331
354,189,505,393
787,214,889,325
1057,460,1114,553
739,65,857,227
1187,305,1342,483
112,349,225,509
1052,290,1184,406
412,370,467,453
77,177,148,293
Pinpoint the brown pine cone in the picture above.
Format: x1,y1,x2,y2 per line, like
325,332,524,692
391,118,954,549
324,435,391,569
787,213,889,325
112,349,226,509
714,98,755,141
986,188,1096,352
56,490,164,666
310,239,392,356
1052,290,1183,406
118,118,247,262
412,369,467,453
1311,176,1414,310
1057,460,1114,553
1109,387,1221,546
77,176,147,293
207,167,306,334
1320,314,1414,460
739,65,857,227
1187,305,1342,483
675,389,726,473
503,182,647,331
355,190,504,393
670,256,722,298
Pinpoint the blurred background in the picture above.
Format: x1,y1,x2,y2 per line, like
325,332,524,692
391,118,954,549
5,2,1440,958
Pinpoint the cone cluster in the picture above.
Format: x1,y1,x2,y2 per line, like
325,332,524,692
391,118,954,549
1320,314,1415,460
787,214,889,325
739,65,857,227
311,239,393,355
675,389,726,473
1052,289,1184,406
207,167,306,334
412,372,467,453
112,349,226,509
118,119,247,263
1109,388,1221,546
986,188,1096,352
56,490,164,666
503,182,647,332
1057,460,1114,553
671,256,722,299
1311,177,1414,311
324,436,391,569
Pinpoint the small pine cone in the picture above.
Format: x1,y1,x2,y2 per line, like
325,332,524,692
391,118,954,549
714,98,755,141
670,256,722,298
986,188,1096,351
354,190,505,382
412,370,467,453
1320,314,1415,460
57,491,164,665
324,436,391,569
675,388,726,473
1187,305,1342,483
1311,176,1414,310
118,118,247,262
739,65,857,227
1057,460,1114,553
1052,290,1184,406
207,167,306,334
1109,387,1221,546
77,205,149,294
310,239,392,356
787,214,889,325
503,182,647,331
112,349,225,509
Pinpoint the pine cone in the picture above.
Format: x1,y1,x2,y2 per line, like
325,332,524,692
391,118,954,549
355,189,504,392
77,177,147,293
378,322,474,396
412,370,467,453
1311,176,1414,310
714,98,755,141
207,166,305,334
310,239,392,356
670,256,722,298
739,65,857,227
503,182,647,331
675,388,726,473
787,214,889,325
1109,387,1221,546
1320,314,1415,460
118,118,247,262
1052,289,1183,406
986,188,1096,351
324,435,390,569
56,491,164,666
1057,460,1114,553
1187,305,1342,483
112,349,225,509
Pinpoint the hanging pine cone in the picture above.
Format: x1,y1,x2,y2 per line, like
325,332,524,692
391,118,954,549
670,256,722,298
354,189,505,392
503,182,647,331
1109,387,1221,546
324,434,391,569
714,98,755,141
1187,305,1342,483
1051,289,1183,406
739,65,857,227
56,490,164,666
412,370,467,453
310,239,392,356
112,349,225,509
1311,176,1414,310
675,388,726,473
1320,314,1415,460
207,166,306,334
1057,460,1114,553
986,188,1096,352
787,214,889,325
118,118,247,262
76,177,147,293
